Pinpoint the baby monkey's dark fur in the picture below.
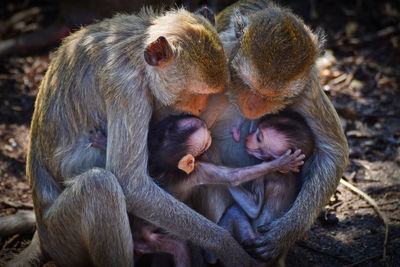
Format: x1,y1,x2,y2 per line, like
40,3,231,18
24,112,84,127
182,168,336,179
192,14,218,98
90,114,305,266
222,112,314,246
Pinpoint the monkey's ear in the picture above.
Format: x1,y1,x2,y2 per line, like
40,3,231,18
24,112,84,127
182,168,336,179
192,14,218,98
315,27,327,56
144,36,173,67
178,154,195,174
195,6,215,26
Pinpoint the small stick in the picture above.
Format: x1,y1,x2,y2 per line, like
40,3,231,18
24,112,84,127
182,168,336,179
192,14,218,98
340,178,389,264
352,159,373,170
342,254,381,267
0,199,34,209
1,234,20,250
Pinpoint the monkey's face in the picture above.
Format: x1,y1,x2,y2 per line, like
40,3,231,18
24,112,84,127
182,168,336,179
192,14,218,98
230,60,308,119
145,14,227,116
236,89,281,119
227,7,317,119
174,93,209,116
246,126,288,161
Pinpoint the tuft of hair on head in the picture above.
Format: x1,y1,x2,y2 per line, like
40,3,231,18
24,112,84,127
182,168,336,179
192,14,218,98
314,26,327,56
240,7,318,89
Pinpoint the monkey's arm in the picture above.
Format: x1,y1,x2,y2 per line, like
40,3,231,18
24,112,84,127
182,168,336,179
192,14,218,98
105,98,253,267
172,149,303,193
243,71,349,261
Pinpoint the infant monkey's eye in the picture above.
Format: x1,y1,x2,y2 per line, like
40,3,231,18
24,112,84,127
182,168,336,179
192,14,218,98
256,132,263,143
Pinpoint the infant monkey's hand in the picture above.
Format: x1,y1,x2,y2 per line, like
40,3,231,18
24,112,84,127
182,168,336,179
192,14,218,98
274,149,305,173
89,130,107,151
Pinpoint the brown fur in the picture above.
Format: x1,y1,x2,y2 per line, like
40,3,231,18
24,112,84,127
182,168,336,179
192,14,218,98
240,8,318,90
86,115,304,267
196,1,349,266
217,0,321,118
13,7,257,267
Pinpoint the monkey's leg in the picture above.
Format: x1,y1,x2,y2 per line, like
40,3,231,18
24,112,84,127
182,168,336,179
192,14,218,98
229,179,265,219
39,168,134,267
135,227,190,267
219,205,256,243
204,204,257,265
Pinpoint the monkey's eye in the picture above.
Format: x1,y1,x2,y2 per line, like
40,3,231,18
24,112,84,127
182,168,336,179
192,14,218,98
256,131,263,143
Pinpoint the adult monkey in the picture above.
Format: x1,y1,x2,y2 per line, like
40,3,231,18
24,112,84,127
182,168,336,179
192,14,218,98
15,8,255,267
197,0,349,265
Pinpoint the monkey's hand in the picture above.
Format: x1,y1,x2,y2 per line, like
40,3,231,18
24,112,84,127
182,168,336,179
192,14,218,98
89,130,107,151
214,230,257,267
272,149,305,173
241,222,287,263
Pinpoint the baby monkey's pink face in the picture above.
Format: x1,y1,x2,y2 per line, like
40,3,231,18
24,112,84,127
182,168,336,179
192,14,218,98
246,126,289,161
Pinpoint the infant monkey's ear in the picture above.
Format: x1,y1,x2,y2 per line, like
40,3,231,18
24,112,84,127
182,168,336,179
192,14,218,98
178,154,196,174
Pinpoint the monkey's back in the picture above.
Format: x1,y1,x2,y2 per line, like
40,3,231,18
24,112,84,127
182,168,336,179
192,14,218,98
27,11,154,212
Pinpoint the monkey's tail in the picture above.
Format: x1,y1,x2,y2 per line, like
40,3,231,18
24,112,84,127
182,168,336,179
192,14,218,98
5,231,48,267
0,210,35,236
0,211,47,267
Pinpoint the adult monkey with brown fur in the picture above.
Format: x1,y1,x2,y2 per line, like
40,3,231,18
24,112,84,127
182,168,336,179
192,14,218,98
11,8,256,267
197,0,349,265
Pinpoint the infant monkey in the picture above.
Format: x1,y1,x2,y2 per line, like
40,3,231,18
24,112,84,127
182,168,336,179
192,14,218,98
219,111,314,248
90,115,304,266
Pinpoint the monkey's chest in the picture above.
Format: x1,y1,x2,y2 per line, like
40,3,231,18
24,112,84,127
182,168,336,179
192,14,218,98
211,120,260,167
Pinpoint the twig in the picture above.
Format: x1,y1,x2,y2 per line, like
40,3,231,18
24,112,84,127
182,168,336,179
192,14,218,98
1,234,19,250
328,73,347,86
352,159,373,170
379,201,399,206
0,199,34,209
331,200,344,209
0,210,36,236
354,178,380,183
389,217,400,222
342,254,381,267
340,178,389,264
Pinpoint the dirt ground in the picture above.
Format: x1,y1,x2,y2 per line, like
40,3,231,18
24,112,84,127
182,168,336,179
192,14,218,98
0,0,399,266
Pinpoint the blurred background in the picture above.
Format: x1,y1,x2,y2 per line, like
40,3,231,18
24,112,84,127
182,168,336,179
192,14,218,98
0,0,399,266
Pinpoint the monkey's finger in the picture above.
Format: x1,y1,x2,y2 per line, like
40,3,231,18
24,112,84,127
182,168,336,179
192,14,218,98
297,154,306,160
293,149,302,156
242,238,262,249
242,235,269,248
248,242,279,261
256,250,275,262
245,245,275,261
257,224,272,233
296,160,305,166
284,149,292,155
